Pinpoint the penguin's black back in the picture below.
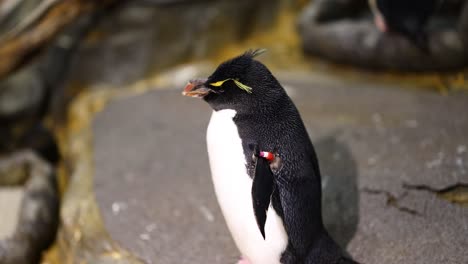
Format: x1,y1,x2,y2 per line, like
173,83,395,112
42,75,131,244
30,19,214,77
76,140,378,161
232,79,351,264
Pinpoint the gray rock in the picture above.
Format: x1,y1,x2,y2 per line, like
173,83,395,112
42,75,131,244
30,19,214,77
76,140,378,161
0,11,95,158
298,0,468,71
0,66,44,118
0,188,23,239
0,0,43,35
92,73,468,263
459,1,468,45
297,0,366,24
70,0,281,86
0,151,59,264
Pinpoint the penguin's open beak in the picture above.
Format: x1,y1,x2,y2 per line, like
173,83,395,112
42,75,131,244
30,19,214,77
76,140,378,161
182,78,211,98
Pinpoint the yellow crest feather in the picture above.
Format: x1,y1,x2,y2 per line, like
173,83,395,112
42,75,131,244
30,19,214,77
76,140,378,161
209,78,253,94
245,48,267,58
233,79,253,94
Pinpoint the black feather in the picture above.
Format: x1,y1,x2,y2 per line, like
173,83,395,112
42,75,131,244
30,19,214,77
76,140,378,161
375,0,438,52
252,155,275,239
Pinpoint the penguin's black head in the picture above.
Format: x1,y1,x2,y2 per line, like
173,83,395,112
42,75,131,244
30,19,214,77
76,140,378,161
183,49,286,114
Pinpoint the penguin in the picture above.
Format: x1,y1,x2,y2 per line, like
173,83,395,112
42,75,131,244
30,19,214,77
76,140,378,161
368,0,440,52
182,50,358,264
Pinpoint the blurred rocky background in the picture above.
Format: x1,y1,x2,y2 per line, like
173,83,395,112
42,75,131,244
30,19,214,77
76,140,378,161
299,0,468,71
0,0,467,263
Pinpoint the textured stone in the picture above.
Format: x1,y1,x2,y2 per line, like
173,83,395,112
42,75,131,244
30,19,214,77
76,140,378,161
92,73,468,263
70,0,281,86
0,151,59,264
0,66,44,117
0,10,92,159
0,188,23,239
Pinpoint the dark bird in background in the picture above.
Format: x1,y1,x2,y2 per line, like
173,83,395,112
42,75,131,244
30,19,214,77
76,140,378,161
369,0,440,51
182,50,358,264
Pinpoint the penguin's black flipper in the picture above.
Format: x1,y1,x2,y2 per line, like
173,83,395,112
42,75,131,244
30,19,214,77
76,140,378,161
252,153,275,239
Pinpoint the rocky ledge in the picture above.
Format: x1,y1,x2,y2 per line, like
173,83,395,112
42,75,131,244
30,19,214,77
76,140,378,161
53,72,467,263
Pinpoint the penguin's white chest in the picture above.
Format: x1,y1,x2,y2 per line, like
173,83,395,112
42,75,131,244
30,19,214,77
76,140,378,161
206,109,288,264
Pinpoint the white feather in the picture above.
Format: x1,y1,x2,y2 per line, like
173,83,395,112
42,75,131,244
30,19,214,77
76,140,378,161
207,109,288,264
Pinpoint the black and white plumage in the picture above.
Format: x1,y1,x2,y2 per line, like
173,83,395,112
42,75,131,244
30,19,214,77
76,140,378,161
369,0,440,51
183,50,357,264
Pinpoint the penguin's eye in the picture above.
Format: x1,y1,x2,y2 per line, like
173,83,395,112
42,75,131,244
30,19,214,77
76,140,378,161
209,78,253,94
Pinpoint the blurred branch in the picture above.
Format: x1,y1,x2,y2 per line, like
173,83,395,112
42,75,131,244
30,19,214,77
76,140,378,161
0,0,116,80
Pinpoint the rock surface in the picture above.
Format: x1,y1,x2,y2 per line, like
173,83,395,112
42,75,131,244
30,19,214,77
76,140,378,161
0,9,94,159
298,0,468,71
0,151,59,264
71,0,281,87
0,188,23,239
91,74,468,264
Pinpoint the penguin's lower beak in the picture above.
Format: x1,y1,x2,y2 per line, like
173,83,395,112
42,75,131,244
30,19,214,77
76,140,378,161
182,78,211,98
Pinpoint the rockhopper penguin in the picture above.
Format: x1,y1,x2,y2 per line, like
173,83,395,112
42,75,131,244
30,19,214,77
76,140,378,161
369,0,439,52
182,50,358,264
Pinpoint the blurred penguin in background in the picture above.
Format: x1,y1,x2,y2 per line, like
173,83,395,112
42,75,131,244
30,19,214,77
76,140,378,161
369,0,441,51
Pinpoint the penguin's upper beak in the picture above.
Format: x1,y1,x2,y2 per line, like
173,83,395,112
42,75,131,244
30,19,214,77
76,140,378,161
374,13,388,32
369,0,388,32
182,78,212,98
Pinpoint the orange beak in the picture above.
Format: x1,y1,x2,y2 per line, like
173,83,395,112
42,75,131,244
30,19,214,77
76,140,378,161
182,78,211,98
